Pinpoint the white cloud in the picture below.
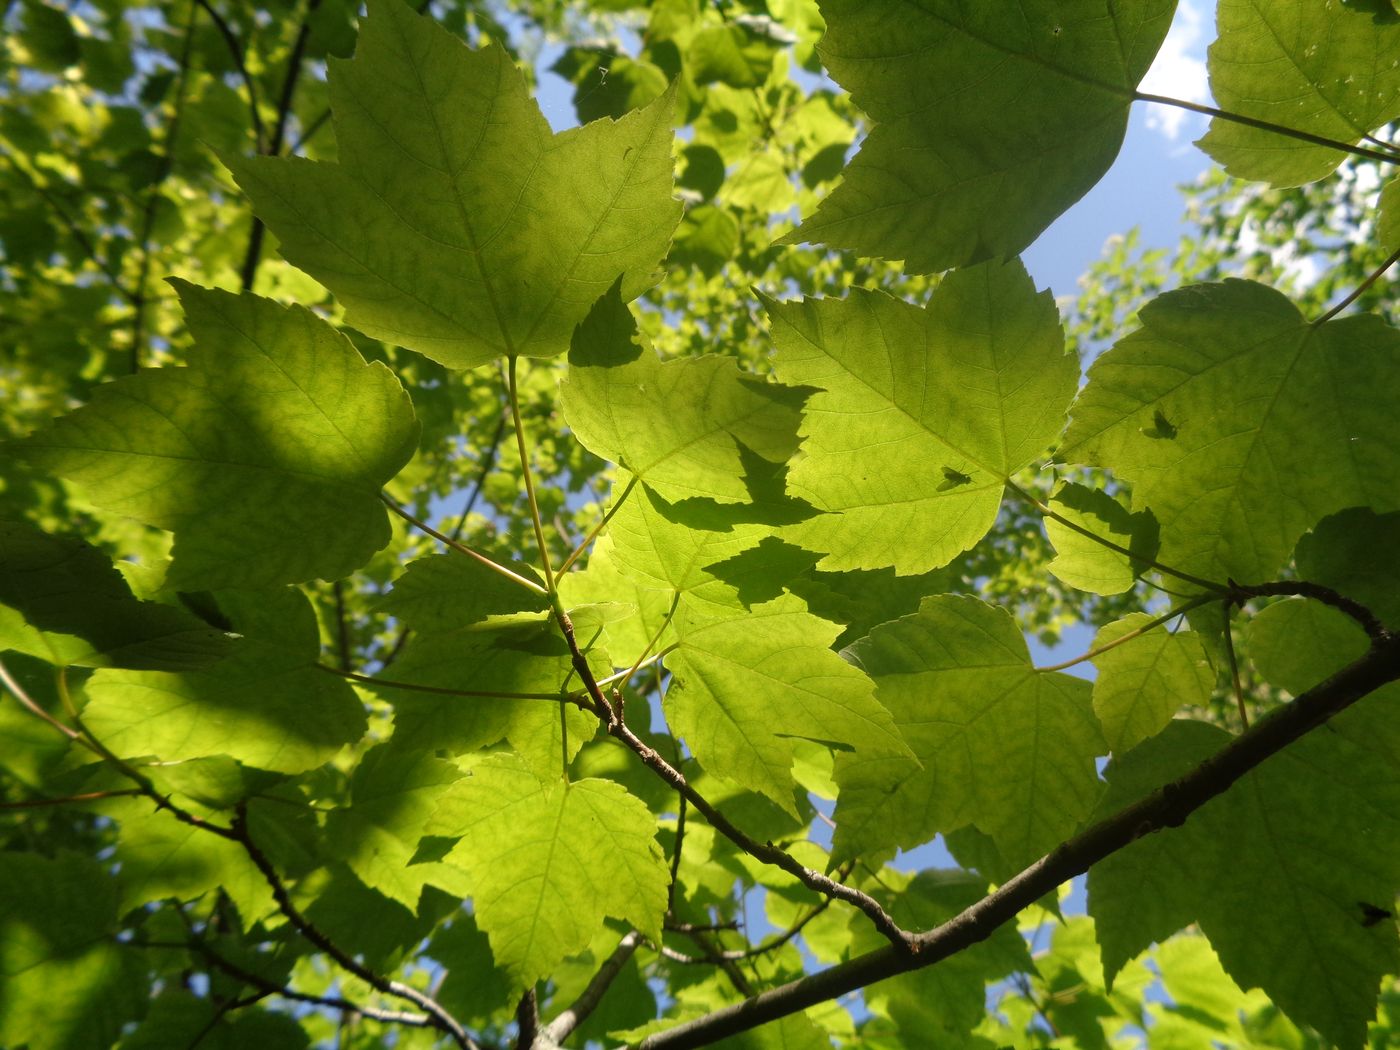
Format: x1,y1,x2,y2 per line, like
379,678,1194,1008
1139,0,1210,140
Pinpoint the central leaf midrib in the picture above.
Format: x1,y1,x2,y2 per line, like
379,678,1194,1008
396,24,519,358
784,320,1008,483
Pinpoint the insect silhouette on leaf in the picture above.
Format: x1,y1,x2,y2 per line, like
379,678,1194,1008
938,466,972,492
1140,408,1178,440
1358,901,1393,928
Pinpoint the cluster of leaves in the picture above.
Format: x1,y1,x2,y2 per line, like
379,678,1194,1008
3,1,1400,1049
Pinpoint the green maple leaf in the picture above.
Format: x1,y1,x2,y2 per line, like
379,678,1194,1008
121,995,311,1050
17,283,418,590
1044,482,1159,596
0,519,229,669
1198,0,1400,185
108,797,271,921
562,284,805,504
766,260,1078,573
1295,508,1400,629
427,752,668,988
0,853,144,1050
1088,710,1400,1047
1382,177,1400,252
375,616,601,777
664,591,911,816
376,553,548,632
851,869,1031,1042
1090,613,1214,754
228,0,681,369
832,595,1103,868
82,588,367,774
558,538,679,666
1062,279,1400,584
603,470,810,608
324,744,470,909
1247,598,1400,769
781,0,1173,270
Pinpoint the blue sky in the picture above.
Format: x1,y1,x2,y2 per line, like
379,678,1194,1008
1025,0,1214,300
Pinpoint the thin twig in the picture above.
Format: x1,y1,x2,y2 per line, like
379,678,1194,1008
548,590,910,945
316,664,573,702
1221,602,1250,729
378,413,513,671
136,933,443,1032
331,580,352,671
508,357,556,592
0,154,135,300
594,646,675,689
1007,479,1227,595
1229,579,1389,644
542,931,643,1044
615,592,680,689
1035,594,1213,673
1134,92,1400,167
230,803,474,1048
680,929,754,996
552,617,910,947
666,793,687,914
0,789,142,810
191,0,265,149
660,894,838,964
381,494,548,595
54,670,239,840
557,475,639,576
1312,244,1400,325
239,0,323,289
130,0,198,372
0,658,81,741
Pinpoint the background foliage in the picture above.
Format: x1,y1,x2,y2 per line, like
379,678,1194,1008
2,1,1400,1048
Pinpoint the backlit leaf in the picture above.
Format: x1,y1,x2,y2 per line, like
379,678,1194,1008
832,595,1102,868
783,0,1173,270
1090,614,1214,754
0,518,229,669
766,260,1078,573
1198,0,1400,185
17,283,418,589
664,591,911,815
562,284,805,504
82,587,366,773
1062,279,1400,584
427,753,668,987
228,0,681,368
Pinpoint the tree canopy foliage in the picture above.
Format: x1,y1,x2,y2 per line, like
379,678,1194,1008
3,1,1400,1048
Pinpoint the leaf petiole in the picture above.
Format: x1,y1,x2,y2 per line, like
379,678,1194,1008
557,474,639,577
508,356,557,592
379,493,548,596
1006,479,1228,595
1035,594,1214,673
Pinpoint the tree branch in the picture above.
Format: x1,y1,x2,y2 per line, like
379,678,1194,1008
191,0,265,150
129,0,198,373
239,0,323,290
543,930,643,1044
230,803,474,1048
173,932,446,1032
633,629,1400,1049
514,987,541,1050
1229,579,1389,644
